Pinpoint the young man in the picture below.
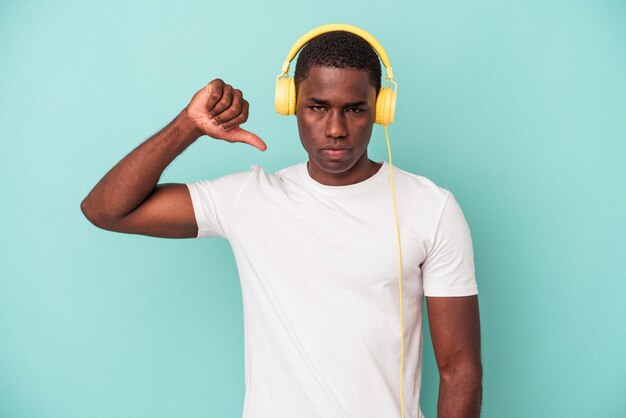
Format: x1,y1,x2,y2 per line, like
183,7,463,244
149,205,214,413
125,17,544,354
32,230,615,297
81,31,482,418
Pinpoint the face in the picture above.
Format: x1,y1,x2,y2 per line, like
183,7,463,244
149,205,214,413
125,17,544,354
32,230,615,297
296,66,378,186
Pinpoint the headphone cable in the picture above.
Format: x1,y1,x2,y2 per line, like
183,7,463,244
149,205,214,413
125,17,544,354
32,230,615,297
384,124,406,418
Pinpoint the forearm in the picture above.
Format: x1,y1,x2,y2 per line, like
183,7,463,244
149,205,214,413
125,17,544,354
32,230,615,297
437,362,482,418
81,109,201,226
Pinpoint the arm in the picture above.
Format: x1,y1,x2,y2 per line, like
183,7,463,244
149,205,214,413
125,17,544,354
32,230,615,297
426,295,482,418
80,79,266,238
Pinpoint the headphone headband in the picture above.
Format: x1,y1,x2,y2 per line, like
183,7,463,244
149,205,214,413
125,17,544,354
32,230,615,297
279,23,394,80
275,23,397,125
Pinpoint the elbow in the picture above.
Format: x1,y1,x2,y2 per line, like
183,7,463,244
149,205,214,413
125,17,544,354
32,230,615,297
439,358,483,387
80,196,110,230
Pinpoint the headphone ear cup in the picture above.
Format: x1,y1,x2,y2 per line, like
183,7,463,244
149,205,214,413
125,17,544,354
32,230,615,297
375,87,397,125
275,77,296,115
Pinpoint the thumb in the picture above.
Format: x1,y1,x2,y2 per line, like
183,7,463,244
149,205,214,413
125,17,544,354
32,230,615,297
218,126,267,152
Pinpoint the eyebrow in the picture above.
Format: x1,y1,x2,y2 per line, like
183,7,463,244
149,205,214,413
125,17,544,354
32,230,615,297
306,97,368,107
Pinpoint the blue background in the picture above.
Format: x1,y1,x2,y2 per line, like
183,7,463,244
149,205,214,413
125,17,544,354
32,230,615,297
1,1,625,417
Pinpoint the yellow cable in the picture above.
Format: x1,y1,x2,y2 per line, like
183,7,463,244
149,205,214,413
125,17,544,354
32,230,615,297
384,124,405,418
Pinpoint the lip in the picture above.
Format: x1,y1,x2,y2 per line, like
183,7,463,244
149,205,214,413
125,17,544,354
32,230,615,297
321,148,350,159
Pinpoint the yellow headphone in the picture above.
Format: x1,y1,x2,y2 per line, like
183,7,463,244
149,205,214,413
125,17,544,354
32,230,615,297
275,23,398,125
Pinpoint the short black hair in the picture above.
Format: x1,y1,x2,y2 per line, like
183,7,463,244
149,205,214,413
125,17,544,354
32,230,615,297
294,31,382,94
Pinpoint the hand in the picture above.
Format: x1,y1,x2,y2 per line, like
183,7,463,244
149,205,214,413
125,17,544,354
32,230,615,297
185,79,267,151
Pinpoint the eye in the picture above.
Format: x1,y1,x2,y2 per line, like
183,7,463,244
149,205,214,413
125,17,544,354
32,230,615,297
310,105,327,112
346,107,363,113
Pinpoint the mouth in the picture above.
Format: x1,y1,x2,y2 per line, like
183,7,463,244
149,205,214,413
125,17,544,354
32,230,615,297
321,147,350,159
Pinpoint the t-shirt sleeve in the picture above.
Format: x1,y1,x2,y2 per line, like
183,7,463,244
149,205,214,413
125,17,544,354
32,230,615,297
185,169,256,239
421,192,478,297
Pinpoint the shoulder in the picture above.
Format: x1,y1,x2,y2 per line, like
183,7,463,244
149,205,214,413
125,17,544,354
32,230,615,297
274,162,307,181
387,165,468,235
188,163,306,194
189,164,269,188
390,164,452,202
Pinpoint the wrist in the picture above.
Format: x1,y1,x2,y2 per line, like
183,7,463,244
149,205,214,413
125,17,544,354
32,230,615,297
178,107,204,140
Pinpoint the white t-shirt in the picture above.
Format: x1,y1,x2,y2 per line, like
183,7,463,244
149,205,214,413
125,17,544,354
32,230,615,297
186,161,478,418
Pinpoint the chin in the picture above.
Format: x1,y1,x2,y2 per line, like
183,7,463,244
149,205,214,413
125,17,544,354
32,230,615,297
314,158,357,174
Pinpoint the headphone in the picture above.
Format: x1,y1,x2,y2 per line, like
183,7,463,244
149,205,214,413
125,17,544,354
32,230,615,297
275,23,398,125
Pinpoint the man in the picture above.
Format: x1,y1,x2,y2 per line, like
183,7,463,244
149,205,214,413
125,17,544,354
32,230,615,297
81,30,482,418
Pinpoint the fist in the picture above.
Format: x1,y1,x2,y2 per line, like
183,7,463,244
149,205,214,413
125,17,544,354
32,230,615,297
185,79,266,151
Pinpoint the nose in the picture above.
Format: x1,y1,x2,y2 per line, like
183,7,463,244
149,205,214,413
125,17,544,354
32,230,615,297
324,109,347,139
